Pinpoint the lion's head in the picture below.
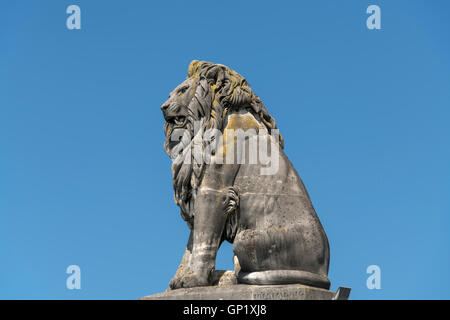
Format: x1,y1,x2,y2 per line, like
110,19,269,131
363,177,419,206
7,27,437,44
160,60,282,225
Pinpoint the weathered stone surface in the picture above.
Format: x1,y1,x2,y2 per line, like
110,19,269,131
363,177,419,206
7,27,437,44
141,284,336,300
159,60,331,290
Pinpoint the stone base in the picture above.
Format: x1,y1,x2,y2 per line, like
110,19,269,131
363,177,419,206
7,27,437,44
141,283,346,300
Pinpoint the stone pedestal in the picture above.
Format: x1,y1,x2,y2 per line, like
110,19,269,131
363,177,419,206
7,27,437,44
141,270,350,300
141,283,349,300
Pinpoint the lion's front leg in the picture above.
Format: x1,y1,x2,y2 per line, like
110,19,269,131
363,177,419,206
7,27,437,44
169,230,194,289
170,189,228,289
192,189,229,281
169,162,240,289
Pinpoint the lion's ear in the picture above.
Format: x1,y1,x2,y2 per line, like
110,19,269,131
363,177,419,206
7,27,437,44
205,65,227,86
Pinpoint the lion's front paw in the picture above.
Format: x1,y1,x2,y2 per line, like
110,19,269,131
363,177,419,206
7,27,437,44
169,277,183,290
169,273,210,290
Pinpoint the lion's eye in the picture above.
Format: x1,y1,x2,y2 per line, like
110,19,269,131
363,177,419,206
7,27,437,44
178,87,188,94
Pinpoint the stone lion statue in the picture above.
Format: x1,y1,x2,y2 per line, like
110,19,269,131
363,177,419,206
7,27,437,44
160,60,330,290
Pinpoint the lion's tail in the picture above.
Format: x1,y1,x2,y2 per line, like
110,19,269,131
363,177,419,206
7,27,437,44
237,270,330,290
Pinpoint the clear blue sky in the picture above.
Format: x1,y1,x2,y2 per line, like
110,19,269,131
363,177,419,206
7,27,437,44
1,0,449,299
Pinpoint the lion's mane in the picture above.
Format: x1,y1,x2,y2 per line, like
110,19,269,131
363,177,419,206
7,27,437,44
164,60,283,229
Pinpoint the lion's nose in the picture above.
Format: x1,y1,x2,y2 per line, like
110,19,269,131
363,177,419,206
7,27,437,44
161,102,170,113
